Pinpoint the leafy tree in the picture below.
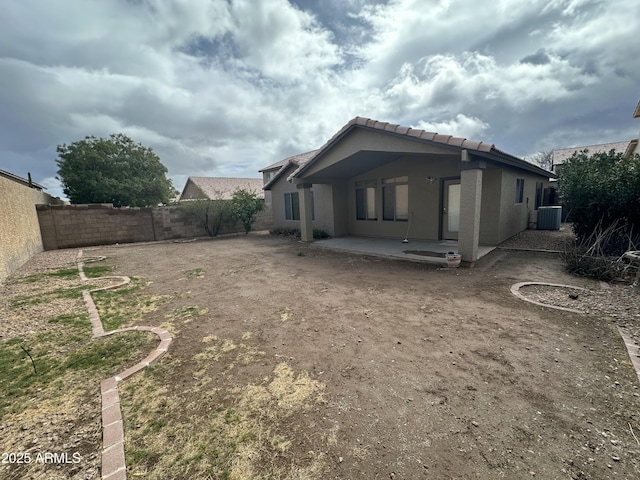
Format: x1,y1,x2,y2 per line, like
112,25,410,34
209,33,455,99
558,149,640,254
229,188,265,234
56,134,176,207
178,189,233,237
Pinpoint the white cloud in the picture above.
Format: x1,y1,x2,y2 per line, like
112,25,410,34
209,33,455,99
414,114,490,140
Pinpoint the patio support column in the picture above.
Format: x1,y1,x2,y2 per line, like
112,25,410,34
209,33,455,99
297,183,314,242
458,150,485,263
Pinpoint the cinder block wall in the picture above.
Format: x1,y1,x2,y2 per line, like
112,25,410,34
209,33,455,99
37,204,156,249
37,204,273,250
0,177,54,283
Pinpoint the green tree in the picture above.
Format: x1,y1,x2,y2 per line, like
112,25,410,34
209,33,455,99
229,188,265,234
56,134,176,207
558,149,640,254
178,189,233,237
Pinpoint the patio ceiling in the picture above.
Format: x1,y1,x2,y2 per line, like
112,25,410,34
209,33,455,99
299,150,458,184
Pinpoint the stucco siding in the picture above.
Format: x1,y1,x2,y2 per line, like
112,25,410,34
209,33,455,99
0,176,50,283
497,168,546,242
347,155,460,240
478,168,503,245
269,178,334,234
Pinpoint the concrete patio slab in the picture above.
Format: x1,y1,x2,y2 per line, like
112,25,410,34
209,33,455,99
312,236,495,265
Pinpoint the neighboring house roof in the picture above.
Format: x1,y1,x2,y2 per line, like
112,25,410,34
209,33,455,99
551,141,633,170
262,150,319,191
180,177,264,200
277,117,552,183
633,99,640,119
0,169,45,190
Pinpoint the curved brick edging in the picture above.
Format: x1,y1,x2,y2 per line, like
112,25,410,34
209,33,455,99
511,281,640,384
76,251,172,480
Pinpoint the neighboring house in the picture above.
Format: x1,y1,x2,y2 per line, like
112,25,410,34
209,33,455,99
263,117,554,262
180,177,264,201
551,140,635,175
260,150,318,206
552,98,640,174
0,169,46,191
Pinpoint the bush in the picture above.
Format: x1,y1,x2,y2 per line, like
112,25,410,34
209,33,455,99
269,228,331,239
561,221,639,282
179,198,233,237
229,189,265,234
558,150,640,255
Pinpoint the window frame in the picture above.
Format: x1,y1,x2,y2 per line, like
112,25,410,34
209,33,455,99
382,176,409,222
284,191,314,221
515,178,525,204
355,180,377,221
284,192,300,220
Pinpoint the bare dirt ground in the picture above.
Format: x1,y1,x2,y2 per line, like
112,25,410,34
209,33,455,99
2,232,640,479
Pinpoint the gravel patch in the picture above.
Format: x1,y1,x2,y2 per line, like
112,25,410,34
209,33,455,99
499,223,574,251
518,283,640,346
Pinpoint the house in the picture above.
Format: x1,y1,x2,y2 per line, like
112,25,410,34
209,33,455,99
551,140,636,175
552,98,640,174
180,177,264,201
260,150,318,206
263,117,554,262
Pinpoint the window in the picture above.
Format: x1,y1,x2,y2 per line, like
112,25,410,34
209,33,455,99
284,191,314,220
515,178,524,204
535,181,543,209
284,192,299,220
382,176,409,221
355,180,377,220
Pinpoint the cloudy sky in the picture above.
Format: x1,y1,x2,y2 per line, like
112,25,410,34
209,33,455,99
1,0,639,199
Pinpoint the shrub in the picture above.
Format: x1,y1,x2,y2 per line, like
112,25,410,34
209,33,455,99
270,228,330,239
179,196,233,237
229,189,265,234
558,149,640,255
561,220,639,282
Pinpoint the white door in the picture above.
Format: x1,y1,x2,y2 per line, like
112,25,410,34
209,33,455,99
442,180,460,240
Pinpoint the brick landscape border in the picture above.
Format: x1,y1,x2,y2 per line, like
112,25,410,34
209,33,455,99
76,251,172,480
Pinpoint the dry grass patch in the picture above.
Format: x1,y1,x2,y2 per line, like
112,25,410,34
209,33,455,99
121,341,328,479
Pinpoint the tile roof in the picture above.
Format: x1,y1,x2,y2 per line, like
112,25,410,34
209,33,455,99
552,141,633,167
262,150,319,190
282,116,551,181
180,177,264,200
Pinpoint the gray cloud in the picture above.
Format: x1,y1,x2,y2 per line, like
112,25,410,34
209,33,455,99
1,0,639,200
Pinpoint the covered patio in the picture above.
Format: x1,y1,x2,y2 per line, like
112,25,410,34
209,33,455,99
312,236,496,265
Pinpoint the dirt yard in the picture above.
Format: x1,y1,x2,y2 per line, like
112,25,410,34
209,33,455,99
2,233,640,479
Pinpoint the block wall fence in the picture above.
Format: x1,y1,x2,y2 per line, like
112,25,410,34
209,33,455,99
36,203,273,250
0,176,60,283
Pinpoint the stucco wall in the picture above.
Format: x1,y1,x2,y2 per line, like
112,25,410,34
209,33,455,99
37,204,272,250
497,167,547,242
0,176,55,283
347,154,460,240
269,177,334,235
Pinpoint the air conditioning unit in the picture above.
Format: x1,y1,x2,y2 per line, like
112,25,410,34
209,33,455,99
537,206,562,230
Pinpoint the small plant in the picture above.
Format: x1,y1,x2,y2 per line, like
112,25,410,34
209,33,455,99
297,251,305,257
270,227,300,237
313,229,330,239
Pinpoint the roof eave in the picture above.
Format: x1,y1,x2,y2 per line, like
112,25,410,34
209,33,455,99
291,120,555,181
